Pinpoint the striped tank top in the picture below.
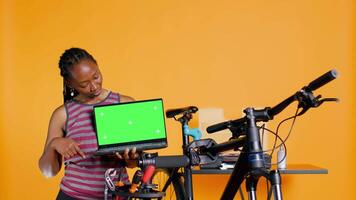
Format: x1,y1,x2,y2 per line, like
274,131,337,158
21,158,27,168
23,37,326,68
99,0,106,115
60,91,129,200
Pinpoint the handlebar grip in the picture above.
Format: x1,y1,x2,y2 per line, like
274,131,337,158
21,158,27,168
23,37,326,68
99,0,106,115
155,156,190,168
307,69,338,91
206,121,231,133
206,117,245,134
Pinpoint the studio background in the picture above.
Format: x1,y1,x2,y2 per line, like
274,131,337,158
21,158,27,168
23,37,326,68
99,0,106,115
0,0,355,199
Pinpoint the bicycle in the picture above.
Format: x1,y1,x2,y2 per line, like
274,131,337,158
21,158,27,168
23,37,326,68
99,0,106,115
108,69,338,200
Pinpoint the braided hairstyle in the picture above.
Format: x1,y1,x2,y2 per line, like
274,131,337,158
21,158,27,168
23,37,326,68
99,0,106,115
58,48,97,103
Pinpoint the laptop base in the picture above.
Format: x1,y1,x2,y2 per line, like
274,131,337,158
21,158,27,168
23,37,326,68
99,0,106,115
94,142,167,156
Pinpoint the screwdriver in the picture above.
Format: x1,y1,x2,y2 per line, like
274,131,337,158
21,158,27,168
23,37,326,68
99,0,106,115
129,170,143,193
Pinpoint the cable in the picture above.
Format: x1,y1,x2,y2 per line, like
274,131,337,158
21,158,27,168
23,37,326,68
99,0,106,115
263,106,299,167
236,126,285,155
261,124,265,149
269,116,294,157
281,107,300,145
269,106,300,158
258,127,286,154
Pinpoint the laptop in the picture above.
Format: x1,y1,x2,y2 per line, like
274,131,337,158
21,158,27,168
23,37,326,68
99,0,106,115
93,98,168,156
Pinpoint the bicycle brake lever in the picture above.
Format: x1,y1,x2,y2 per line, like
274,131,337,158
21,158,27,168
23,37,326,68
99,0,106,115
319,97,339,103
314,97,339,107
298,96,339,116
297,106,309,116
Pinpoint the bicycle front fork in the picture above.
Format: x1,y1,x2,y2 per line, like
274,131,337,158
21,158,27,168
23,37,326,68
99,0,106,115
246,170,283,200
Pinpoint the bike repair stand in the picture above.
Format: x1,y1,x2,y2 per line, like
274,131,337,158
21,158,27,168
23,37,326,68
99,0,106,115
221,107,283,200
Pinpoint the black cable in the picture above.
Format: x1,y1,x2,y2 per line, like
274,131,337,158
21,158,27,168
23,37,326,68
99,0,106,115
281,107,300,145
275,107,299,166
235,126,287,171
236,126,285,155
231,125,290,167
265,106,299,167
260,127,289,166
261,124,265,149
258,127,286,154
269,106,300,158
269,116,294,157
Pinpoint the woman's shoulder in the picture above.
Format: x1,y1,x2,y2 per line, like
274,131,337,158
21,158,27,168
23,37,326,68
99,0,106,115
114,92,135,103
48,104,67,131
120,94,135,103
53,104,66,114
51,104,67,121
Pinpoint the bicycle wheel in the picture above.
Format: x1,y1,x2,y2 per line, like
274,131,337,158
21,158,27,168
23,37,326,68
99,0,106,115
151,168,185,200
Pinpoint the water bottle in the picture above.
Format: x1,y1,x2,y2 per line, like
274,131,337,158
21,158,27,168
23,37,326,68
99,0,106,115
277,146,287,169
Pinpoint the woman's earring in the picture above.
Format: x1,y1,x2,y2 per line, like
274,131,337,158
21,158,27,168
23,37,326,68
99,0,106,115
70,88,75,97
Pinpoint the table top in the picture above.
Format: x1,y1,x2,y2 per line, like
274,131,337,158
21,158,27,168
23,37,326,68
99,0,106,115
192,164,328,175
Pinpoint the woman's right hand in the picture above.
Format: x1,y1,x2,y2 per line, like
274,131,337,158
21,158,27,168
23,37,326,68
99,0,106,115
50,137,86,159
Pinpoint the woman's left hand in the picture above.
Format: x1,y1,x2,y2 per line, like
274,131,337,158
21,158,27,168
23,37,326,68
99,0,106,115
116,147,139,168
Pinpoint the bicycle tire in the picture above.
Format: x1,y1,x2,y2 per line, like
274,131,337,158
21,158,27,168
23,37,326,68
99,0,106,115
151,168,185,200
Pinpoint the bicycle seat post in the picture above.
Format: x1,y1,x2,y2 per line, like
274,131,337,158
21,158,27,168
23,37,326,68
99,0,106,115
178,113,191,154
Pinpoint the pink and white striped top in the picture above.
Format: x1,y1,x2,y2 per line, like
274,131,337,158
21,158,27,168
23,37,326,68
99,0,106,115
60,91,129,200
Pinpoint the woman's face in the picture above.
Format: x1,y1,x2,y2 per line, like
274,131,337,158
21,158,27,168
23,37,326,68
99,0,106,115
67,59,103,98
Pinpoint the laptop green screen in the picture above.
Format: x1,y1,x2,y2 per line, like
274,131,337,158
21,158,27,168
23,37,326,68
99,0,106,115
94,99,167,146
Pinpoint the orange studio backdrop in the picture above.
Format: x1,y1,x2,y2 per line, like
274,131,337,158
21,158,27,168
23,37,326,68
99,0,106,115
0,0,355,199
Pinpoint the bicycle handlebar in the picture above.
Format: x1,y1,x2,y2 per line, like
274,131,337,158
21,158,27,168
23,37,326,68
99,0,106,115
267,69,338,117
138,155,190,168
206,69,338,134
306,69,338,91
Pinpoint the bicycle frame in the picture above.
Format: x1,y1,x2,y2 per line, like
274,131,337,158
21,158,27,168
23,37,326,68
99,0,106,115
206,69,338,199
219,108,283,200
158,107,283,200
136,69,338,200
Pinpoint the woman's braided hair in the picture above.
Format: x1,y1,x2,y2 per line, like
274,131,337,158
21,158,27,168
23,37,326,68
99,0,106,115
58,48,97,103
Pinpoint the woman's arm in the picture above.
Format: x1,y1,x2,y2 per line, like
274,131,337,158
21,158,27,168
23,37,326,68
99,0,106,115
39,105,86,177
38,106,66,178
